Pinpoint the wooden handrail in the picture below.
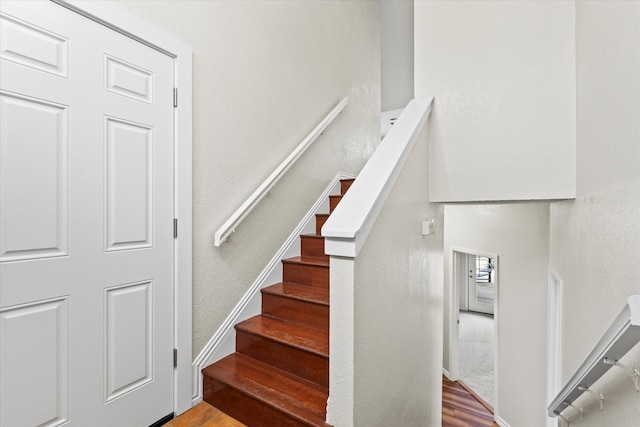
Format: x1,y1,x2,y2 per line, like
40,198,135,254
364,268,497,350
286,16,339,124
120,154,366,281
214,97,348,246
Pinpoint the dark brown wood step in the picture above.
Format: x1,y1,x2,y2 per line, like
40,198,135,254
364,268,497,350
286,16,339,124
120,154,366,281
315,214,329,236
340,178,354,195
203,353,329,427
282,256,329,288
262,282,329,330
235,315,328,387
300,234,327,258
329,195,342,213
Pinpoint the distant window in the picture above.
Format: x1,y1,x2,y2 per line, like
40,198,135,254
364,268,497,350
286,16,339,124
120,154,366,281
476,256,495,283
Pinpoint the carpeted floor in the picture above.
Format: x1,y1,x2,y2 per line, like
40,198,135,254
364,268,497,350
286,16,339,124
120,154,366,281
459,311,495,407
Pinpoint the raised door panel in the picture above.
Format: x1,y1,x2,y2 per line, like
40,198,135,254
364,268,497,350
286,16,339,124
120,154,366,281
0,297,69,427
0,12,69,78
105,117,153,251
0,91,69,262
105,281,153,402
105,55,153,104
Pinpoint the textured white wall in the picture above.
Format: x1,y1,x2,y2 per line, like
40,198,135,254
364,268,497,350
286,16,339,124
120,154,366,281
444,203,550,426
111,0,381,357
415,1,576,202
380,0,413,111
549,2,640,425
351,124,444,426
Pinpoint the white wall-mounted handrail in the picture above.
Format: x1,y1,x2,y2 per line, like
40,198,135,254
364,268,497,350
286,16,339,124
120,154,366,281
214,97,348,246
322,96,434,257
548,295,640,418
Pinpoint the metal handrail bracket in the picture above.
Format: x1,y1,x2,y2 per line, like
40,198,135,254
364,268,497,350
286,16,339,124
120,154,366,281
547,295,640,417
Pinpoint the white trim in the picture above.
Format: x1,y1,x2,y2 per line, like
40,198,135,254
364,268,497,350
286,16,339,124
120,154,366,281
495,415,512,427
191,173,354,404
52,0,182,57
53,0,194,415
493,256,501,420
546,268,563,427
322,96,433,257
214,97,349,247
442,368,452,380
449,246,500,417
448,250,462,381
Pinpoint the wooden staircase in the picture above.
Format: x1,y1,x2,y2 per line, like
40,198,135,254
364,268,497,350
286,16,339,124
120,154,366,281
202,178,354,427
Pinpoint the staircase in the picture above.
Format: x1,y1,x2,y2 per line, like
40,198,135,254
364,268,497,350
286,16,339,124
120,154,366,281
202,178,354,427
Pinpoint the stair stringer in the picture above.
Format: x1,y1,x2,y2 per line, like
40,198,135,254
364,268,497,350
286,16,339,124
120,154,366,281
191,172,354,404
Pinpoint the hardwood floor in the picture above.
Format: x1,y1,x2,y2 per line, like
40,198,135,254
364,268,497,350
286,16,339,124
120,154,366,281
171,376,497,427
165,402,245,427
443,376,499,427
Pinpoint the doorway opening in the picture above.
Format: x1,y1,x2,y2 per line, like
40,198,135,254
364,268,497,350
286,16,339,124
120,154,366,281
451,248,498,411
460,254,495,315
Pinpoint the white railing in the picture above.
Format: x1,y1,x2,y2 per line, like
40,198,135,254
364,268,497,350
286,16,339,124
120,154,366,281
322,96,433,257
322,96,433,425
547,295,640,421
214,97,348,246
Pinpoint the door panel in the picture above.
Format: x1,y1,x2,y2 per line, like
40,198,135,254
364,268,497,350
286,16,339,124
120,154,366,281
105,55,154,103
0,297,69,427
105,117,154,251
105,280,153,402
0,12,69,78
0,92,69,262
0,1,174,425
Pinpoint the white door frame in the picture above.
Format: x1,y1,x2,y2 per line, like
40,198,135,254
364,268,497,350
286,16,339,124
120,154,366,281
449,246,499,415
53,0,193,416
546,267,563,427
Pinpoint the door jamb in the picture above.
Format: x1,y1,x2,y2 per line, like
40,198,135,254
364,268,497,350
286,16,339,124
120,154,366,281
52,0,193,415
546,268,563,427
449,246,499,415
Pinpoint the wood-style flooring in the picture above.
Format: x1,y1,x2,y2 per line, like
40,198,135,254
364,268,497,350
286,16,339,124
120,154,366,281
442,376,499,427
165,402,245,427
170,376,497,427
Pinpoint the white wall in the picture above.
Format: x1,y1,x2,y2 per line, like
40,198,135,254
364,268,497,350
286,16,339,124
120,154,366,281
380,0,413,111
329,123,444,426
549,2,640,425
444,203,550,426
415,1,576,202
111,0,381,357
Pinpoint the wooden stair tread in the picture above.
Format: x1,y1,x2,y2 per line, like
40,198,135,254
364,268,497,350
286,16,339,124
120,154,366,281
329,195,342,213
201,185,345,426
203,353,329,426
282,256,329,268
262,282,329,306
300,234,328,259
236,315,328,357
315,214,330,236
340,178,354,195
301,233,324,239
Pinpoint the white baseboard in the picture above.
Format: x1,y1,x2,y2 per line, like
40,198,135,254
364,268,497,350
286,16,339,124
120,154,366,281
190,172,354,403
495,415,511,427
442,368,451,380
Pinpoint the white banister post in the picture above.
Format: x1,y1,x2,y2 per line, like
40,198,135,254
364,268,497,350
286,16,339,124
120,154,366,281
326,256,355,427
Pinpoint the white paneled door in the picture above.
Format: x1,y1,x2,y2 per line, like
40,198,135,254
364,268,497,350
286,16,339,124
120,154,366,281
0,2,175,426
